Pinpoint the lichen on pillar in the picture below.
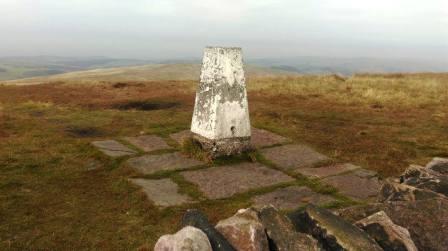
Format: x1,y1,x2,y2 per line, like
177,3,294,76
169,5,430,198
190,47,252,157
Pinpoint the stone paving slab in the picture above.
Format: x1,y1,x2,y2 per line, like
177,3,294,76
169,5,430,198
296,163,360,179
321,169,382,201
170,127,289,148
252,186,337,211
127,152,205,175
181,162,295,199
91,140,137,157
124,135,171,152
261,144,330,173
129,178,194,207
169,130,192,145
251,128,289,148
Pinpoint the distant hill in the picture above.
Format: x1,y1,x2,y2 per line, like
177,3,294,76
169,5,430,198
1,55,447,83
0,56,155,81
2,63,298,85
248,57,448,76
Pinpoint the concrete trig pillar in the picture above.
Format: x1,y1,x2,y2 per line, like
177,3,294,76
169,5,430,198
191,47,251,157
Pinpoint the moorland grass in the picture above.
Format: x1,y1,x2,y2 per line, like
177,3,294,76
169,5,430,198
0,73,447,249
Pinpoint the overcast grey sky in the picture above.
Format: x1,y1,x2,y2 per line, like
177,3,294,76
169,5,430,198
0,0,447,61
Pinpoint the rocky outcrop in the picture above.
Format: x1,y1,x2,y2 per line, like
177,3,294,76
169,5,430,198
338,197,448,251
400,164,448,197
426,157,448,174
378,178,441,202
355,211,418,251
154,226,212,251
289,204,383,251
182,209,236,251
215,208,269,251
258,206,320,251
338,157,448,251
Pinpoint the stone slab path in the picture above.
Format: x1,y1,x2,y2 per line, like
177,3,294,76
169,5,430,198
169,127,290,148
250,127,290,148
129,178,194,207
296,163,360,179
127,152,205,175
261,144,330,173
92,140,137,157
92,128,384,208
123,135,171,152
321,169,382,200
181,163,295,199
252,186,336,211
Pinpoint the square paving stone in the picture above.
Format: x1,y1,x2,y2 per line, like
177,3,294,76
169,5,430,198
127,152,205,175
91,140,137,157
251,128,289,148
170,127,289,148
169,130,192,145
296,163,361,179
321,169,382,201
252,186,336,211
124,135,171,152
261,144,330,173
129,178,194,207
181,162,295,199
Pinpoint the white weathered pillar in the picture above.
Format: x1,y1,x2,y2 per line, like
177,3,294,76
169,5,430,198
191,47,251,157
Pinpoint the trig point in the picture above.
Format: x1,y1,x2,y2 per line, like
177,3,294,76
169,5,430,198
191,47,251,157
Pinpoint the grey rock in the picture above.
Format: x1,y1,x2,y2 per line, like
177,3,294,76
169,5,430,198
355,211,418,251
154,226,212,251
338,198,448,251
426,157,448,175
288,204,383,251
215,208,269,251
182,209,236,251
401,164,448,197
378,179,441,202
258,206,320,251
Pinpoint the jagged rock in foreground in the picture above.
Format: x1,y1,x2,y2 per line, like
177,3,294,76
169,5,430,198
426,157,448,174
378,178,441,202
338,157,448,251
215,208,269,251
289,204,383,251
338,197,448,251
258,206,320,251
400,164,448,197
355,211,417,251
182,209,236,251
154,226,212,251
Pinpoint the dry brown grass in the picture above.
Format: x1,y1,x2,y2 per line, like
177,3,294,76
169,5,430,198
0,73,447,250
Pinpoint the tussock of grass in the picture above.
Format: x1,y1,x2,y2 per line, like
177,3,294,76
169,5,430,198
180,136,211,162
